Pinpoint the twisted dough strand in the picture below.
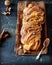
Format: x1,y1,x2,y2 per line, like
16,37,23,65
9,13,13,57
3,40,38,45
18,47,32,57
20,2,44,51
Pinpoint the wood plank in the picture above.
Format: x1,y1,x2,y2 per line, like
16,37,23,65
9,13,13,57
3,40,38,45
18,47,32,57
14,1,47,55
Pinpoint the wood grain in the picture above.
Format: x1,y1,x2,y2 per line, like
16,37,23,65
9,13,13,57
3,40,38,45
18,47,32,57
14,1,48,55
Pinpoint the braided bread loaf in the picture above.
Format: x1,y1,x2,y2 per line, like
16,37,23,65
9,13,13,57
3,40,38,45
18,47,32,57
20,2,45,51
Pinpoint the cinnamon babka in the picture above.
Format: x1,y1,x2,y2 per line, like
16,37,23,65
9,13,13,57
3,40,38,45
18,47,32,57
20,2,45,51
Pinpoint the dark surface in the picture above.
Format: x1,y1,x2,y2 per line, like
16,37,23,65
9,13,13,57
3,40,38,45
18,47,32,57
0,0,52,65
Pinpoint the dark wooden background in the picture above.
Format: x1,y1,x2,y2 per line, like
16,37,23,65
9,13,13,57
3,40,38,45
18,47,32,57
0,0,52,65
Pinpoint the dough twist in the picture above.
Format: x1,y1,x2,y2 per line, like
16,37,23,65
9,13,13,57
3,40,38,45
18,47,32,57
20,2,44,51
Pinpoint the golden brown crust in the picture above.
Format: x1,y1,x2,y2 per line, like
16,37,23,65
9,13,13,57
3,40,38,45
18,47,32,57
20,2,45,51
